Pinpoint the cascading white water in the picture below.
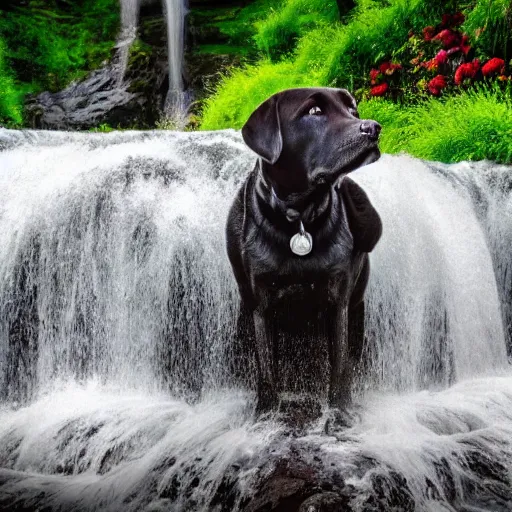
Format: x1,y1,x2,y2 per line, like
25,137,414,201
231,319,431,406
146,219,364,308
0,128,511,511
117,0,140,82
163,0,188,122
354,157,507,392
121,0,139,30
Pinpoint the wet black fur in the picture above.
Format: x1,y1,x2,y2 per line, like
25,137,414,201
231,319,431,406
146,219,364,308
226,87,383,413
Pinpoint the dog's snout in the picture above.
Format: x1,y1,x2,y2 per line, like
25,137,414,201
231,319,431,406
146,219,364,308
360,120,381,141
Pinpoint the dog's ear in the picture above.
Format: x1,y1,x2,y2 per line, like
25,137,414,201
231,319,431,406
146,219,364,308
242,95,283,165
339,177,382,252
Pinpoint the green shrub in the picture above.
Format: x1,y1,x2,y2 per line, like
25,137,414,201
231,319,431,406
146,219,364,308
295,0,448,89
360,85,512,163
463,0,512,60
254,0,339,58
200,61,317,130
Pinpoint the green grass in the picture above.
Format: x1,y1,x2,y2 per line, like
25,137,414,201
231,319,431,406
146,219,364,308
359,85,512,163
254,0,339,58
463,0,512,61
200,61,318,130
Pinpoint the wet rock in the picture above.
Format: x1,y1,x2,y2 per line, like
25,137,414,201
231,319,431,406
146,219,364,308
26,68,147,130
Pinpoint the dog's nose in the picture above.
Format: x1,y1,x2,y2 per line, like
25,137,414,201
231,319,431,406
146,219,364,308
360,120,381,141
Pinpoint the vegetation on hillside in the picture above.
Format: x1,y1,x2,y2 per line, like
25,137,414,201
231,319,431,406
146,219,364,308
199,0,512,163
0,0,119,126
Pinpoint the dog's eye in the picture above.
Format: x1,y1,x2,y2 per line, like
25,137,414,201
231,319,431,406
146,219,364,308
349,108,360,118
308,106,323,116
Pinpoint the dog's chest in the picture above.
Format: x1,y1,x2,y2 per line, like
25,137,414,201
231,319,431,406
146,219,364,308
245,222,354,303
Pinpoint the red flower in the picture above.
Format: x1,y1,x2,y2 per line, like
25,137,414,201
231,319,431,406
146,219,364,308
370,68,381,84
423,26,436,42
379,62,402,75
379,62,391,73
482,58,505,77
454,59,480,85
433,29,462,48
435,50,448,64
428,75,447,95
425,59,439,72
441,12,465,28
370,83,389,96
461,35,471,55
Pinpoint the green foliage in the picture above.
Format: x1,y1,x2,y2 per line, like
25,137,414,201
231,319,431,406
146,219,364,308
294,0,447,88
463,0,512,60
191,0,275,50
0,0,119,91
200,61,317,130
200,0,448,129
0,38,23,126
0,0,119,121
217,0,277,45
89,123,115,133
254,0,338,58
359,85,512,163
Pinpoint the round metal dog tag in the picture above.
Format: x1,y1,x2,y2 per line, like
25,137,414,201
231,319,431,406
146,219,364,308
290,222,313,256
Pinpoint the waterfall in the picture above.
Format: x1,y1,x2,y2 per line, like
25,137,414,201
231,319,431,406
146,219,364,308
0,128,512,511
117,0,140,83
120,0,139,30
163,0,188,123
355,157,507,392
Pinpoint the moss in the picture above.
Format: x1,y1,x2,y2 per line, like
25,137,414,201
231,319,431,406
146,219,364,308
128,39,154,69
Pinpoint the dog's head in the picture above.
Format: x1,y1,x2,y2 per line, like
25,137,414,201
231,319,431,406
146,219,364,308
242,87,380,199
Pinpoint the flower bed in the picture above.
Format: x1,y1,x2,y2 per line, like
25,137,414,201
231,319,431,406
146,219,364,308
367,12,510,100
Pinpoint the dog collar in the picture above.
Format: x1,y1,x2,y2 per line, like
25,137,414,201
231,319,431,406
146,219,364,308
269,187,314,256
270,188,313,256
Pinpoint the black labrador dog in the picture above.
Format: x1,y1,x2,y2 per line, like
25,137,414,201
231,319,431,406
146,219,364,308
226,87,382,414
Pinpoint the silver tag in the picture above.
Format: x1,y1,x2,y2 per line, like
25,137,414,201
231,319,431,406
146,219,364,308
290,222,313,256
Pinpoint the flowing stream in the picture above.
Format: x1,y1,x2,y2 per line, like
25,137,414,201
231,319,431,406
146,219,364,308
0,129,511,511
